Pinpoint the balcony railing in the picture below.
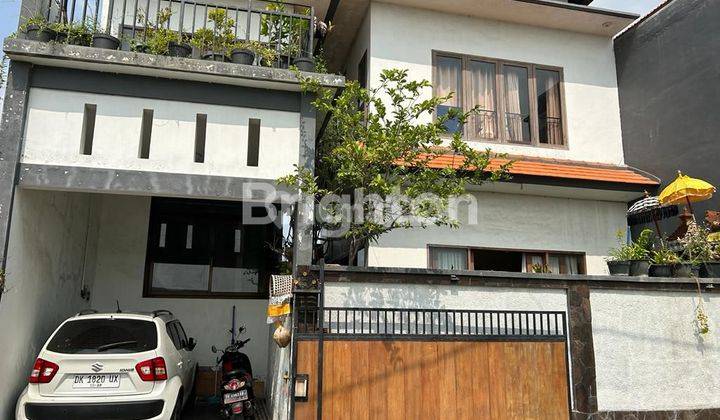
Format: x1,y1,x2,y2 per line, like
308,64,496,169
27,0,317,67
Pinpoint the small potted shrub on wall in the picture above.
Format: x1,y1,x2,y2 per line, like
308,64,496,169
191,9,235,62
649,245,680,277
676,221,708,278
606,229,654,276
21,15,55,42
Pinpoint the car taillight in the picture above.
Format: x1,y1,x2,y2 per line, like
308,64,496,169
29,358,59,384
135,357,168,381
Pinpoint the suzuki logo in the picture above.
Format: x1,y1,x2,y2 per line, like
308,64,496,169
91,362,104,373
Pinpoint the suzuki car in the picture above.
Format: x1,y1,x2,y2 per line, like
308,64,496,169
16,310,197,420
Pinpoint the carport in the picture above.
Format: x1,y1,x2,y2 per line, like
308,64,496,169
0,188,282,418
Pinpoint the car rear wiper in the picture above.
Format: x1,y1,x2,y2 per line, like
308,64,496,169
96,340,138,352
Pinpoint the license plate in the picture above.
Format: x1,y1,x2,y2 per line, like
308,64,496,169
72,374,120,388
224,389,248,404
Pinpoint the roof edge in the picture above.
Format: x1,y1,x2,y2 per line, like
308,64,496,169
513,0,641,20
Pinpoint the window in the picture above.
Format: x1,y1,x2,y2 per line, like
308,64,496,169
47,319,158,354
144,198,281,298
433,51,566,146
428,246,584,274
166,321,188,350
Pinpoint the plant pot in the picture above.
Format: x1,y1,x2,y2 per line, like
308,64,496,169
273,54,290,69
168,41,192,58
293,56,315,72
607,260,631,276
649,264,673,277
55,31,67,43
700,262,720,278
230,48,255,65
201,52,229,62
92,33,120,50
25,25,56,42
629,260,650,277
672,263,700,278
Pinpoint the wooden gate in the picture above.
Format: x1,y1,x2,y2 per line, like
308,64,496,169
292,307,570,420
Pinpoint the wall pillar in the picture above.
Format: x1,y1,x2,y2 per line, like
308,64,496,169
0,62,31,272
567,283,598,419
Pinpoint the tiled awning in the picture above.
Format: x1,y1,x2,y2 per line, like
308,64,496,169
424,154,660,187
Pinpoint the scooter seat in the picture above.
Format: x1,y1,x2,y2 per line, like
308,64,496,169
223,370,251,382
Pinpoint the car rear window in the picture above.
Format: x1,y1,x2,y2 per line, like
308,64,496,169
47,319,158,354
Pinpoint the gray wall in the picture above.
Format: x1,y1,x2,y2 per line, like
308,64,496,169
615,0,720,226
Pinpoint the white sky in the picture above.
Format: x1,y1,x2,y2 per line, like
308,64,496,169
591,0,665,15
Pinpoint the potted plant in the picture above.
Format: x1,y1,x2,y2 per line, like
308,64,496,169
21,15,56,42
607,231,633,276
606,229,654,276
191,9,236,62
649,246,679,277
148,9,191,57
52,20,93,46
676,221,709,278
701,243,720,278
230,40,256,65
92,29,121,49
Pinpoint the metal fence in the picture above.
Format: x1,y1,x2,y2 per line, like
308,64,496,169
35,0,314,60
296,306,567,340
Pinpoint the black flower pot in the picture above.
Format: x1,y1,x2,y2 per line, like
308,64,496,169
607,260,631,276
201,52,229,62
55,31,67,43
92,33,120,50
672,263,700,278
649,264,673,277
168,41,192,58
700,262,720,278
293,56,315,72
230,48,255,65
25,25,56,42
273,54,290,69
629,260,650,277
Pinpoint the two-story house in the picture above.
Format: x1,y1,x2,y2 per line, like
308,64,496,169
2,0,720,419
325,0,657,274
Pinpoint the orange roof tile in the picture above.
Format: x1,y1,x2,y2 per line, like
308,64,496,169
423,154,659,186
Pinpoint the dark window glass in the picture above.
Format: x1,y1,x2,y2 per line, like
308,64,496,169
146,198,281,297
436,55,463,134
47,319,158,354
175,322,188,348
166,323,183,350
536,69,563,145
503,65,532,143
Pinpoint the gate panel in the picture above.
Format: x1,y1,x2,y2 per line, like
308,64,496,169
313,340,568,420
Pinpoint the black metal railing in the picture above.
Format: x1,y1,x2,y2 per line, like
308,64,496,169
539,116,563,145
297,307,567,340
30,0,315,64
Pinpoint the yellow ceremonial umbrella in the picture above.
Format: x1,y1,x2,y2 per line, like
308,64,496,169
658,171,716,213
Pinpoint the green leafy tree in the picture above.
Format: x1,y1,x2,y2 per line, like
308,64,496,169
279,68,512,264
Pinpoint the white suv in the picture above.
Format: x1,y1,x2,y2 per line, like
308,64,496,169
16,310,197,420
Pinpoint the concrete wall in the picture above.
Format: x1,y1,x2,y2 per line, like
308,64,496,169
89,194,272,379
591,289,720,411
367,190,627,275
0,189,97,418
325,282,567,312
368,2,625,165
615,0,720,230
22,88,300,181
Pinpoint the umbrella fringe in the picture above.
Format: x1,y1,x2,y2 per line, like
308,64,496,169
627,205,679,226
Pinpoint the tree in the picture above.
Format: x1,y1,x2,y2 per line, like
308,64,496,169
279,68,512,264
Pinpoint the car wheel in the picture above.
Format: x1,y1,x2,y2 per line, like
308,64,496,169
170,394,183,420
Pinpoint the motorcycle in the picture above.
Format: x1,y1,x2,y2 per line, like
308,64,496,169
212,326,255,419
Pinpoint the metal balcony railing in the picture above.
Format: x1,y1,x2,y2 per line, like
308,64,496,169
29,0,315,65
